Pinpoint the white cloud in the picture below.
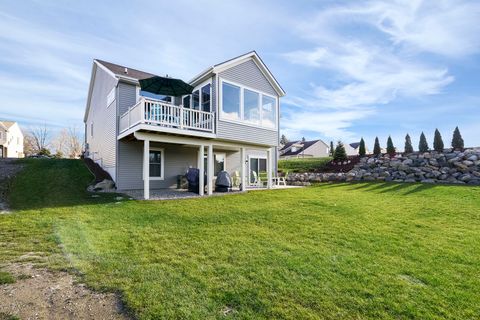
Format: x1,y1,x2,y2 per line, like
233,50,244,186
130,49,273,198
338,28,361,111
281,0,479,140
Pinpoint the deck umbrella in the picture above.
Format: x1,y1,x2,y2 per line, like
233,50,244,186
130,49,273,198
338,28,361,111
139,76,194,96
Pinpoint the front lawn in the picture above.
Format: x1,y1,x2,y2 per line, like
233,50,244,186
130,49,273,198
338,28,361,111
1,159,480,319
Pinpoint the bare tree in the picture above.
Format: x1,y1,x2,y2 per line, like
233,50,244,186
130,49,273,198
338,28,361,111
67,126,82,158
29,124,50,153
23,133,37,157
52,128,69,157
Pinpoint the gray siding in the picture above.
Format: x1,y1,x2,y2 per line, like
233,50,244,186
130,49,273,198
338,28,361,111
216,59,279,147
116,141,197,190
85,65,118,172
118,82,137,115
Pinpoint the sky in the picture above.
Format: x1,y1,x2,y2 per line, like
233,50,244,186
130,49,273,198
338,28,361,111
0,0,479,150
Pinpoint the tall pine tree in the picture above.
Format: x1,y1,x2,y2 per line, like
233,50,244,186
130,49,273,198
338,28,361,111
451,126,464,150
386,136,396,156
373,137,381,156
433,129,444,152
358,138,366,157
329,141,335,157
419,132,429,152
404,134,414,154
279,134,289,146
334,141,347,161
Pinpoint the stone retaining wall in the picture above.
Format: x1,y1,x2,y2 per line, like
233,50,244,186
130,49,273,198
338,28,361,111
287,149,480,186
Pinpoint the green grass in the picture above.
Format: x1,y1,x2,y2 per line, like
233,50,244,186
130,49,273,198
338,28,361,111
278,157,331,172
0,271,15,284
1,159,480,319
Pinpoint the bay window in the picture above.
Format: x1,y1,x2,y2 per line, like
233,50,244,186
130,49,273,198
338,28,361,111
220,79,277,129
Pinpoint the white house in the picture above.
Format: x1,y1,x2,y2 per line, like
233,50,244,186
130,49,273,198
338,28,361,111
0,121,24,158
345,142,369,156
279,139,330,159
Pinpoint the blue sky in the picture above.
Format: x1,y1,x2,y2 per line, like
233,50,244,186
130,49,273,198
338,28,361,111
0,0,479,150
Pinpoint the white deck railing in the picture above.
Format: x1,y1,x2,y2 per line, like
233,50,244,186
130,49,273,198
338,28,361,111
119,97,215,134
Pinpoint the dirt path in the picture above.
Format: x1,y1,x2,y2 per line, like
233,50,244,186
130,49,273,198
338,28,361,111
0,263,129,320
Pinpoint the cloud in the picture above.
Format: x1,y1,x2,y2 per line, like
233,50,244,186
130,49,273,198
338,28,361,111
281,0,478,140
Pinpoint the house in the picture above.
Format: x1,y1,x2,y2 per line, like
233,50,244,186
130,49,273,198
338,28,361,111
279,139,330,159
345,142,369,156
0,121,24,158
84,51,285,199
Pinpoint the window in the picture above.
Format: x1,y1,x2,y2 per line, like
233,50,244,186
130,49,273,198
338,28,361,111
244,89,260,125
220,79,277,129
249,157,267,183
140,90,172,104
182,95,191,109
201,84,211,112
149,148,164,180
262,95,276,128
106,88,115,108
192,90,200,110
221,82,241,120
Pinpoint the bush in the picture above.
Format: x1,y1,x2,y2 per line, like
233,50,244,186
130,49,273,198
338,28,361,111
278,157,331,173
433,129,444,152
419,132,429,152
373,137,381,156
386,136,395,156
451,126,464,150
404,134,414,153
333,141,348,161
329,141,335,157
359,138,366,157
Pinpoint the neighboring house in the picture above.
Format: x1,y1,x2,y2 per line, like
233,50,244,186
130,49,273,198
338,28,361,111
84,51,285,199
345,142,369,155
0,121,24,158
279,139,330,159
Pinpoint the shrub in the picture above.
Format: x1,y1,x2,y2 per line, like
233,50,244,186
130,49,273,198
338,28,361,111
451,126,464,150
433,129,444,152
38,148,51,156
278,157,331,173
373,137,381,156
404,134,414,154
386,136,395,156
329,141,335,157
419,132,429,152
358,138,366,157
333,141,347,161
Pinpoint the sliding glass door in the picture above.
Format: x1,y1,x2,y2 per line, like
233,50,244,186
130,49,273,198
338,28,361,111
249,157,267,184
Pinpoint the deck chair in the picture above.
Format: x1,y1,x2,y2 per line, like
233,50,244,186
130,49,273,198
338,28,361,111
232,171,241,188
251,171,264,187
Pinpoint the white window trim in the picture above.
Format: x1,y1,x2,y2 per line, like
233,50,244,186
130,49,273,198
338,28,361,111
183,79,212,111
219,78,278,131
149,147,165,181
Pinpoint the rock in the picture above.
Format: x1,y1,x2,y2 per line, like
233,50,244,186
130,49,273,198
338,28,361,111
421,179,436,184
462,160,474,166
93,179,115,191
467,155,478,161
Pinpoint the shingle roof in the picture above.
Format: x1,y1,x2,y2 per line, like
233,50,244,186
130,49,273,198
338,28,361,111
0,121,16,129
280,140,322,156
95,59,156,80
349,142,360,149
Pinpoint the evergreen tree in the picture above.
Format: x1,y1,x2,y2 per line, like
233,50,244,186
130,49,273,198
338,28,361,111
329,141,335,157
404,134,414,154
419,132,429,152
433,129,444,152
373,137,381,156
334,141,347,161
279,134,289,146
451,126,464,150
301,136,306,142
358,138,366,157
386,136,396,156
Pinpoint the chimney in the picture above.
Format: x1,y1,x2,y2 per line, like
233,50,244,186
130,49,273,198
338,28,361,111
124,67,128,74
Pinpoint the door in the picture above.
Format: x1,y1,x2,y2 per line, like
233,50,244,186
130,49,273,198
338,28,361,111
249,157,267,185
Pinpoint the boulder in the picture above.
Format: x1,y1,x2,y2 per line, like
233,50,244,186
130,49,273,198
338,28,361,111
93,179,115,191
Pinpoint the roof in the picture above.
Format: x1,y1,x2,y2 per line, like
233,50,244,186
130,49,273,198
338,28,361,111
349,142,360,149
280,139,325,156
95,59,156,81
0,121,16,129
188,51,286,97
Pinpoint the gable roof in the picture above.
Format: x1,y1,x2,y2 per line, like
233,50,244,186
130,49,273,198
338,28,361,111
189,51,286,97
95,59,156,81
349,142,360,149
0,121,15,129
280,139,327,156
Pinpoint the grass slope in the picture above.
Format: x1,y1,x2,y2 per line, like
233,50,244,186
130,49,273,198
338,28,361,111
1,159,480,319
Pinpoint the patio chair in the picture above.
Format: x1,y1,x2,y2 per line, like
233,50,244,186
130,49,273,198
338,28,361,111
232,171,241,188
274,170,287,186
251,171,264,187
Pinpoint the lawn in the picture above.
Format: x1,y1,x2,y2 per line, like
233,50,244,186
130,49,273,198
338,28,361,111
1,159,480,319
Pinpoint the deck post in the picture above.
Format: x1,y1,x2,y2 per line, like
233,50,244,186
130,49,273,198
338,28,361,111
240,147,246,191
198,145,205,196
207,144,213,195
267,147,273,189
143,139,150,200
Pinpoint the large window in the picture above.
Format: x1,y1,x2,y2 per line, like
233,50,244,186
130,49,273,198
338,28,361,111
262,95,276,128
244,89,260,125
221,82,241,120
192,90,200,110
149,148,164,180
182,95,191,109
220,80,277,129
185,82,211,112
201,84,211,112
